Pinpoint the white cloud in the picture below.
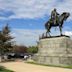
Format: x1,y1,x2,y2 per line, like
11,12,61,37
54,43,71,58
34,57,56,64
0,0,72,20
0,0,58,19
64,31,72,36
11,29,45,46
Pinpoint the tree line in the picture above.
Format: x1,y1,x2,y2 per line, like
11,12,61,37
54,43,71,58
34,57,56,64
0,24,38,56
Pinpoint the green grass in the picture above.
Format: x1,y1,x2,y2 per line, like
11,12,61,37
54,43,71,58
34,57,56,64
0,66,14,72
26,61,72,69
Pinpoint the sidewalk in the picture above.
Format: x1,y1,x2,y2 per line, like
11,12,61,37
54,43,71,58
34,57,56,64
0,62,72,72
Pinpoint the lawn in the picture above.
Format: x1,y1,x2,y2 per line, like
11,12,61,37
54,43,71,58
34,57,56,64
0,66,14,72
26,61,72,69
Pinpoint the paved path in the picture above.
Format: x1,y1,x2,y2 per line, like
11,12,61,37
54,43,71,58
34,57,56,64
0,62,72,72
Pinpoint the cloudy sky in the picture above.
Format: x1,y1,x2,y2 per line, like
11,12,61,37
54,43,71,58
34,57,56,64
0,0,72,46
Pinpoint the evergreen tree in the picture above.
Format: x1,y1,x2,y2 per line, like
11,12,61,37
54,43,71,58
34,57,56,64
0,24,14,56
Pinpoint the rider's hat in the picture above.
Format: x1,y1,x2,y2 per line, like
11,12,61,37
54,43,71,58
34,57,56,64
54,8,56,11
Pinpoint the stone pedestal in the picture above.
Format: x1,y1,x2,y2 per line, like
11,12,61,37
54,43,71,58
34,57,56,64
34,36,72,66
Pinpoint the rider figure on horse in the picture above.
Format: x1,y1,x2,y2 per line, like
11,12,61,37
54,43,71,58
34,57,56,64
51,8,59,25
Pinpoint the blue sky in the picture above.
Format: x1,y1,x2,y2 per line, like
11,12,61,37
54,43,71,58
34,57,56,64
0,0,72,46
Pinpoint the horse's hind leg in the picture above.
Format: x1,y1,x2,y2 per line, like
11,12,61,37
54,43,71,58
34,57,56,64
48,26,51,36
48,32,51,37
47,29,51,37
45,23,51,37
46,31,50,37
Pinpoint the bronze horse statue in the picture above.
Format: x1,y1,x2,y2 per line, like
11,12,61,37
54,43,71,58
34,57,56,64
45,12,70,36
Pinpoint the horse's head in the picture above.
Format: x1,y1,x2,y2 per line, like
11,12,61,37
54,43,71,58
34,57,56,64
62,12,70,21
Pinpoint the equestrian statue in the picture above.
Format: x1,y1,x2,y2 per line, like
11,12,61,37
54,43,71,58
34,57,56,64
45,8,70,37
